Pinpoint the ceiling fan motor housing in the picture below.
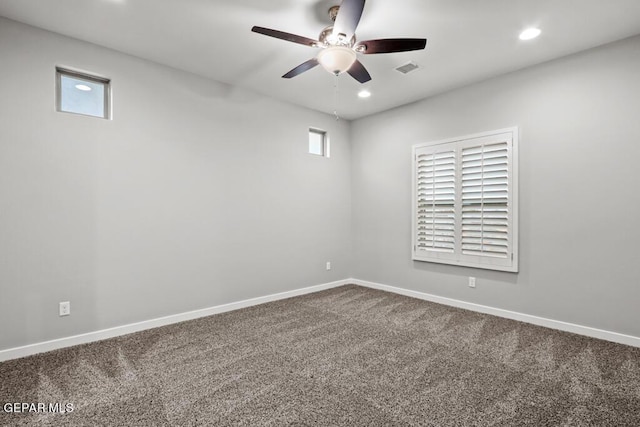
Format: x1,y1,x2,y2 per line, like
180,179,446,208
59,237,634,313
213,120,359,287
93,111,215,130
319,25,356,48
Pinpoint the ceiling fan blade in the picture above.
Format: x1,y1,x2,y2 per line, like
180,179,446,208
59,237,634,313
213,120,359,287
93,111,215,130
333,0,366,40
252,26,319,48
347,59,371,84
282,58,320,79
356,38,427,54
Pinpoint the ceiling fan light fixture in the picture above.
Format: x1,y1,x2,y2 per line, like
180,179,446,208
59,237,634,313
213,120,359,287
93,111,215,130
251,0,427,83
317,46,357,75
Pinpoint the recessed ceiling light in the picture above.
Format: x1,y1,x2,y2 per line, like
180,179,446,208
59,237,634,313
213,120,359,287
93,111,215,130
358,89,371,98
519,28,541,41
75,84,92,91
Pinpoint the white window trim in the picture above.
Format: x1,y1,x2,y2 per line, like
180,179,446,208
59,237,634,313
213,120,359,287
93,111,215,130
412,127,519,272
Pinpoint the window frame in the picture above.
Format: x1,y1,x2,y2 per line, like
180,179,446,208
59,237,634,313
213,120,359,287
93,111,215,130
412,127,519,272
55,67,111,120
308,127,330,158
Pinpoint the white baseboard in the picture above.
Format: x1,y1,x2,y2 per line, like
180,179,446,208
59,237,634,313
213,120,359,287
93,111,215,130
351,278,640,348
0,279,349,362
2,277,637,362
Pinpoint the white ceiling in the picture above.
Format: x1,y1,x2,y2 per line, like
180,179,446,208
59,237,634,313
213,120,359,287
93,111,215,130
2,0,640,120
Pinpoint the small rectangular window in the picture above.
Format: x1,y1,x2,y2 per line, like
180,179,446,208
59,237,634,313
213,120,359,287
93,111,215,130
412,127,519,272
309,128,329,157
56,67,110,119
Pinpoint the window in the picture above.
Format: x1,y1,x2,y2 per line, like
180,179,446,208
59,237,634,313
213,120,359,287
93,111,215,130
412,127,518,272
56,67,110,119
309,128,329,157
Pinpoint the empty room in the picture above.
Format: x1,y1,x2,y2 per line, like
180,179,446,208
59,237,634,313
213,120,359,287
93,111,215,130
1,0,640,425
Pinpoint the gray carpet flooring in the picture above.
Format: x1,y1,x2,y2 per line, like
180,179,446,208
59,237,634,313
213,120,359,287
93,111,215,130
1,284,639,426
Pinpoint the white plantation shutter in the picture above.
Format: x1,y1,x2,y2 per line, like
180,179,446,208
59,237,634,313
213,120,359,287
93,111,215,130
461,142,509,258
413,128,518,272
415,149,457,262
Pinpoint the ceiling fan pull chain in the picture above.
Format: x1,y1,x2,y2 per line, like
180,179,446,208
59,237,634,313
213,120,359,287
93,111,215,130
333,74,340,121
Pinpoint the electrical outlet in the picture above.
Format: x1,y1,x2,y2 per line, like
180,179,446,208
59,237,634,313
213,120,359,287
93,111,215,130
468,277,476,288
326,261,331,271
59,301,70,316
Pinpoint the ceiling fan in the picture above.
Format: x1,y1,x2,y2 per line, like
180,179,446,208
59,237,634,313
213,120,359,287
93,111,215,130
251,0,427,84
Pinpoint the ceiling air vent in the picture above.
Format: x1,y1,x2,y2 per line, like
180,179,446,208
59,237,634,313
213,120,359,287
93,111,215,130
395,61,419,74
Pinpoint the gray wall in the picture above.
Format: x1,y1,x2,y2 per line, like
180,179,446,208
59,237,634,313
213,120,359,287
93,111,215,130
2,17,639,353
0,18,352,351
351,35,640,337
